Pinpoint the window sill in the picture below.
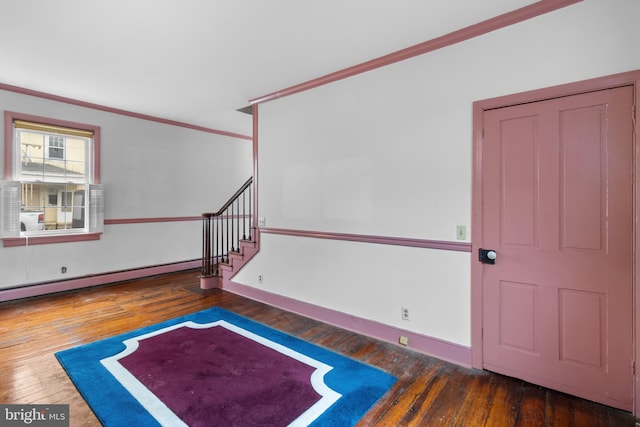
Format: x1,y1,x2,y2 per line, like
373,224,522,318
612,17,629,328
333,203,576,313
2,232,102,247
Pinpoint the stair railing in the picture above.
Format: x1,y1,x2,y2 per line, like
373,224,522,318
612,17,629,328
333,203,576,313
201,177,253,277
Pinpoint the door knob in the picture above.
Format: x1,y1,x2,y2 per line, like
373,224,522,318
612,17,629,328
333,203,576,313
479,248,497,264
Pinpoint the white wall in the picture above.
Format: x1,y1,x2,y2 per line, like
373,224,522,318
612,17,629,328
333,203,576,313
0,89,253,288
233,0,640,347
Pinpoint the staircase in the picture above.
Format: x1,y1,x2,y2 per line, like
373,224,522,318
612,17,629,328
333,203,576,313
200,177,257,289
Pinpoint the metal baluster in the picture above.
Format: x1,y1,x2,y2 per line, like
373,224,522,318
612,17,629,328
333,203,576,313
226,207,230,262
235,198,240,250
232,199,236,252
202,215,209,276
216,214,221,274
242,189,246,240
248,185,252,240
228,204,231,253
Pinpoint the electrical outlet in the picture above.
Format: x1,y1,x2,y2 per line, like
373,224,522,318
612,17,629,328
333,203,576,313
456,225,466,240
399,336,409,346
258,217,266,227
401,306,410,321
257,274,263,285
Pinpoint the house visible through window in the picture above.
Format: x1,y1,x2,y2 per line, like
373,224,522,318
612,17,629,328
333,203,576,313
1,112,103,240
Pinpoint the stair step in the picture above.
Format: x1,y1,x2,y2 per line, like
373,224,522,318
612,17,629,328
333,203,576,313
199,274,221,289
219,262,233,272
240,239,256,249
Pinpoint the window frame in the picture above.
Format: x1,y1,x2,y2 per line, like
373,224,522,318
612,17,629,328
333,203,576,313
3,111,101,246
46,134,66,160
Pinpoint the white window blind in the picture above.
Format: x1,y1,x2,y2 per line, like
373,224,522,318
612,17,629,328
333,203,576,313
88,184,104,233
0,181,20,238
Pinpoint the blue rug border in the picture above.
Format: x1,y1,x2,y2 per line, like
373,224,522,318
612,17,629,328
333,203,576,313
55,307,396,426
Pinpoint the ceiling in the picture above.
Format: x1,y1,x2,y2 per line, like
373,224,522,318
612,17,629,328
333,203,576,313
0,0,540,136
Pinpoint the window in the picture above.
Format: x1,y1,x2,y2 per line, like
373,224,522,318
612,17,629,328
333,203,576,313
1,111,103,244
46,135,65,160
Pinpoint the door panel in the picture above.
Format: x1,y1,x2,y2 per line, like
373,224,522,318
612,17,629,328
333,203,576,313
560,106,605,251
482,86,633,410
498,280,537,353
558,289,604,368
501,115,538,246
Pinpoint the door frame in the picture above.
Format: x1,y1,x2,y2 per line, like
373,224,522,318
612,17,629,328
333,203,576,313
471,70,640,414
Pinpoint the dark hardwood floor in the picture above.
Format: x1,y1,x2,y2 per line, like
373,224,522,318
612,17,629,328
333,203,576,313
0,270,636,426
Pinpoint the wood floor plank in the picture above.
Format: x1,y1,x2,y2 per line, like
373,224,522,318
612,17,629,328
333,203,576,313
447,370,496,426
0,270,636,426
369,358,439,426
416,365,476,425
543,390,575,427
396,361,449,426
514,382,547,426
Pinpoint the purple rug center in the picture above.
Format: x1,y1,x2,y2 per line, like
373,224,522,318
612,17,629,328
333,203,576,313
118,325,322,426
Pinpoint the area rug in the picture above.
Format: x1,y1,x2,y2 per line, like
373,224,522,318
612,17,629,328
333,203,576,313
55,307,396,426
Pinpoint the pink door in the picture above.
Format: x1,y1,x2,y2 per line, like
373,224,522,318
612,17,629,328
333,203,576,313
481,86,634,410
